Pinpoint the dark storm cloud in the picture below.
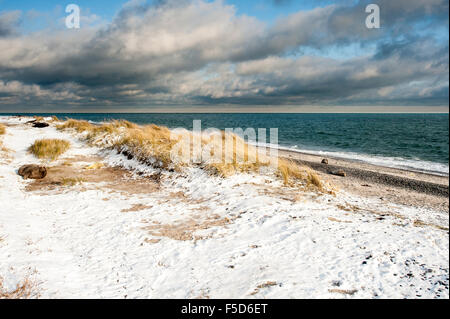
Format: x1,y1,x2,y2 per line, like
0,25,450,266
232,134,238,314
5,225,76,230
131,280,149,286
224,35,448,105
267,0,449,49
0,11,21,37
0,0,448,109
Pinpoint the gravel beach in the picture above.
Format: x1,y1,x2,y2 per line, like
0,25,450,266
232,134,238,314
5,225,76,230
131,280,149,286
279,149,449,213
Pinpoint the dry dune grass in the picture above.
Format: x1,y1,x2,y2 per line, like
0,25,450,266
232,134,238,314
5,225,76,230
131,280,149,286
249,281,278,295
61,177,86,186
201,132,271,177
57,119,327,191
257,281,278,289
0,275,38,299
328,288,358,295
57,119,93,133
114,124,176,168
33,115,62,123
205,135,323,189
413,219,448,231
0,142,11,156
33,116,44,122
28,139,71,161
0,124,11,161
58,119,137,133
278,159,324,190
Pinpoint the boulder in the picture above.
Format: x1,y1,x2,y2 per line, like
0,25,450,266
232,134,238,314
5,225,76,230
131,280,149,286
18,165,47,179
331,169,346,177
32,122,49,128
321,158,329,165
121,150,134,160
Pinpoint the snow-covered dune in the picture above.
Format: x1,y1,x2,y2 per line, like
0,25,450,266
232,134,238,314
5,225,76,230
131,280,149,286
0,116,448,298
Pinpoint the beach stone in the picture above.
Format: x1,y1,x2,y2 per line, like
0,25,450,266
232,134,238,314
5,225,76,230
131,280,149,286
32,122,49,128
331,169,346,177
121,150,134,160
321,158,329,165
18,164,47,179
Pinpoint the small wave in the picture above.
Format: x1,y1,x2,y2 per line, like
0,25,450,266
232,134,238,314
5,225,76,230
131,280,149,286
88,120,104,125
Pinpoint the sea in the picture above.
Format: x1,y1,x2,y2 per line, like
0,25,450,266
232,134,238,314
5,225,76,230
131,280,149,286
2,113,448,176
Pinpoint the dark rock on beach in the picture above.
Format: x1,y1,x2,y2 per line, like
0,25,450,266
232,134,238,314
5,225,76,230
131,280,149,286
18,164,47,179
32,122,49,128
121,150,134,160
321,158,329,165
331,169,347,177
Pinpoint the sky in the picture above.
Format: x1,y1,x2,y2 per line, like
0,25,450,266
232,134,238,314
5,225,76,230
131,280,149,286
0,0,448,112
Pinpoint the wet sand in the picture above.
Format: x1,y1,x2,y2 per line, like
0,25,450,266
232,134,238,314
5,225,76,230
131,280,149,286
279,149,449,213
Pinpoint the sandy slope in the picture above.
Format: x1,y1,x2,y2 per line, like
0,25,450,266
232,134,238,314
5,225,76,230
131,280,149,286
0,116,448,298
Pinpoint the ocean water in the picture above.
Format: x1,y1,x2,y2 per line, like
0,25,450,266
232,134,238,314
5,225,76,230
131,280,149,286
2,113,449,175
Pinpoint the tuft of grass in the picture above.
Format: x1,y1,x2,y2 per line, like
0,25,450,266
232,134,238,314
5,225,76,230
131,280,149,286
328,288,358,295
0,142,11,159
257,281,278,289
0,275,38,299
307,170,324,190
413,219,449,231
204,132,269,177
112,119,139,129
84,162,104,170
277,159,324,190
61,177,86,186
112,124,177,168
57,119,138,134
28,139,71,161
57,119,93,133
0,126,11,161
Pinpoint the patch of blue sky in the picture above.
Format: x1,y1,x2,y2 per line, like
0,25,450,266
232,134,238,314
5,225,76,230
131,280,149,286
412,18,449,43
0,0,122,19
0,0,122,32
223,0,339,24
284,42,377,60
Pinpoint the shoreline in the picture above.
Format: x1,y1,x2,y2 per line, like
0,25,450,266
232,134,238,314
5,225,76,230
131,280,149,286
274,145,449,177
278,148,449,212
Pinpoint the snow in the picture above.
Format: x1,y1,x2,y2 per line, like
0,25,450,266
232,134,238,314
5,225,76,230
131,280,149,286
0,116,448,299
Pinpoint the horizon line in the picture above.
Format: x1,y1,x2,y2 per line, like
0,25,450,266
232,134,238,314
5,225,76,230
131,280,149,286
1,111,449,114
0,105,449,114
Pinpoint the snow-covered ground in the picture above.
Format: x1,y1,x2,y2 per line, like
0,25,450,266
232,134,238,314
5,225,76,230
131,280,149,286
0,116,448,298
